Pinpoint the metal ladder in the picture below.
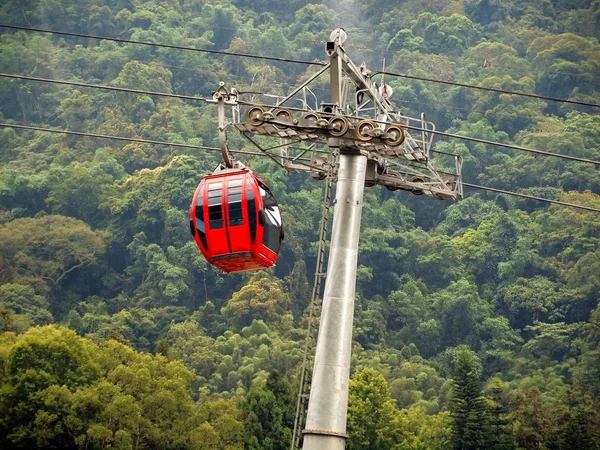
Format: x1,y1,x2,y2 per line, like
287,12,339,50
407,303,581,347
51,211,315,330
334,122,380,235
291,153,337,450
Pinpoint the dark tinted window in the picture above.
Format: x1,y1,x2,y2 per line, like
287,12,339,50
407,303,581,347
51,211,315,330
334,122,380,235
228,179,243,227
208,182,223,229
246,179,257,243
195,186,208,249
258,182,282,253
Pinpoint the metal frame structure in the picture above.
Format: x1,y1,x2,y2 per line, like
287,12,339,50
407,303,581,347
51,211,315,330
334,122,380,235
209,61,463,200
209,30,464,450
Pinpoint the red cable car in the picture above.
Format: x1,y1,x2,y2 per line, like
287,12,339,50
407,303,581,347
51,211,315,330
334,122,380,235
190,168,284,273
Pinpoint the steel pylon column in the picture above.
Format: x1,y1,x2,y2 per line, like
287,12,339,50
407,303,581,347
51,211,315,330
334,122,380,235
301,152,366,450
302,33,367,450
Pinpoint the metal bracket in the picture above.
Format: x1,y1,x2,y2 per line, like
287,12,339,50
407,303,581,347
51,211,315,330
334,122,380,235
215,89,233,168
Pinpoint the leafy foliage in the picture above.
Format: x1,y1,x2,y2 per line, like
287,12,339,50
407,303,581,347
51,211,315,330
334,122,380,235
1,0,600,448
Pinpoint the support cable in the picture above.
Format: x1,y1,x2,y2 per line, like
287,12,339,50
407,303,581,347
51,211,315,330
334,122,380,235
463,182,600,213
236,101,600,167
4,24,597,107
375,71,600,108
0,24,327,67
0,122,272,159
3,73,596,167
0,73,600,165
2,72,598,167
2,122,599,213
0,73,211,102
402,123,600,166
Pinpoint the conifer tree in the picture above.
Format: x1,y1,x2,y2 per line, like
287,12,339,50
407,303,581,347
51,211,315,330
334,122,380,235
561,407,597,450
243,370,294,450
485,379,516,450
450,347,488,450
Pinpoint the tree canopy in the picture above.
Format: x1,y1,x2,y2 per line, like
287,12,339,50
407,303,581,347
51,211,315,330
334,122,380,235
1,0,600,448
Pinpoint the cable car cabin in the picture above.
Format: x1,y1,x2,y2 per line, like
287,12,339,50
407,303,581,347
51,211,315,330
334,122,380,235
190,168,284,273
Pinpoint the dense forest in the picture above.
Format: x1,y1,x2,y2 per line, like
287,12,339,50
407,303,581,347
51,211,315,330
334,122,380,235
1,0,600,449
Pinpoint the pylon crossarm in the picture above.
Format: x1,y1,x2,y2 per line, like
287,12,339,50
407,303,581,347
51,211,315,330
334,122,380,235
239,132,331,178
235,120,425,162
365,163,459,198
272,64,331,111
238,133,288,169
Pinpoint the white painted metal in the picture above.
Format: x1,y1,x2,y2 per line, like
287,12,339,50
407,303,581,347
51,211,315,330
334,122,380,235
302,152,367,450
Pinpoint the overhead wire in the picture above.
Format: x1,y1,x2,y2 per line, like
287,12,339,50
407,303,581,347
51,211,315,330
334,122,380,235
0,73,212,103
236,101,600,166
0,122,265,158
2,122,599,214
0,70,521,118
463,183,600,213
376,70,600,108
0,24,328,67
0,72,576,127
0,72,329,113
403,123,600,166
3,71,597,166
2,23,598,109
0,122,329,166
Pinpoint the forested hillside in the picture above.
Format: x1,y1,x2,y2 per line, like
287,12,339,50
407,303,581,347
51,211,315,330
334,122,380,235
1,0,600,448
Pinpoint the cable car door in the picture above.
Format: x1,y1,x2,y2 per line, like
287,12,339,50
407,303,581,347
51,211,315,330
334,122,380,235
206,180,229,258
224,177,250,253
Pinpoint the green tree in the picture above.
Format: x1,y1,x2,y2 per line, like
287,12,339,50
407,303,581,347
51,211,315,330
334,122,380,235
168,320,222,381
500,277,562,329
430,280,491,350
0,325,239,449
0,283,52,332
221,272,290,329
0,325,101,448
511,387,551,450
560,407,598,450
56,90,93,130
45,164,114,226
484,377,515,450
449,348,488,450
464,0,507,25
243,370,293,450
527,33,600,106
347,367,417,450
0,215,106,296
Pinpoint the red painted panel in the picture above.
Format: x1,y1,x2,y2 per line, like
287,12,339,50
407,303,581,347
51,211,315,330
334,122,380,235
190,168,281,273
205,180,229,258
225,175,250,254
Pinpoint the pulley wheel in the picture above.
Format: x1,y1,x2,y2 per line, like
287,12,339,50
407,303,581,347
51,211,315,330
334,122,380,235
355,119,376,141
302,111,320,123
384,124,405,146
384,170,401,191
246,105,265,126
435,177,455,200
328,116,350,137
273,108,292,129
410,176,427,195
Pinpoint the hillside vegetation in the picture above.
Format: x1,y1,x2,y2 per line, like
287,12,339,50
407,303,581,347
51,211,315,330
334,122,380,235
1,0,600,449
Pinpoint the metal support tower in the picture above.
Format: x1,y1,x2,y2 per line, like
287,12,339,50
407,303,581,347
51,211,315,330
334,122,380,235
302,154,366,450
302,32,366,450
291,152,336,450
213,28,463,450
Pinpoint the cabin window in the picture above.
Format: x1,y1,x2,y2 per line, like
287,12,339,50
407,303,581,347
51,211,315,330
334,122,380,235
258,181,282,253
246,179,257,243
208,182,223,229
195,186,208,249
228,179,243,227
